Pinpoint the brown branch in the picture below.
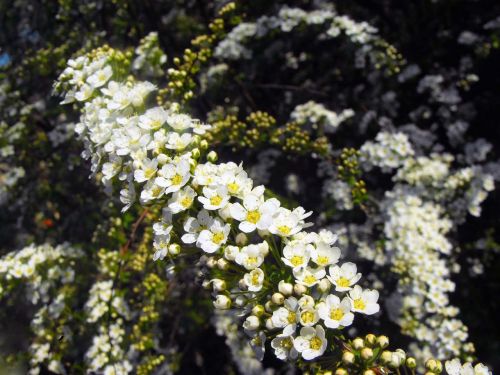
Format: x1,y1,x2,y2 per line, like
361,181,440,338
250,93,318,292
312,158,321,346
120,208,150,256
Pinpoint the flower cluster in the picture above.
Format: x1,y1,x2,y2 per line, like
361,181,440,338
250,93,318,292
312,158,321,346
290,101,354,133
55,49,380,366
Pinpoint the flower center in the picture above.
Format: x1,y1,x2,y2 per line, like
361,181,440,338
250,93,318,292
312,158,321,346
290,255,304,267
246,210,261,224
353,298,366,310
316,255,329,265
277,225,291,235
301,310,315,324
330,308,344,320
144,167,156,179
181,196,192,208
309,336,322,351
171,173,183,185
251,273,260,285
227,182,239,194
287,311,296,324
210,195,223,206
212,231,225,244
282,337,293,350
304,275,316,284
247,256,258,266
336,277,350,288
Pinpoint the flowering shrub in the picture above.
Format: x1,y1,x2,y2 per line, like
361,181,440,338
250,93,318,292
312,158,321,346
1,1,499,374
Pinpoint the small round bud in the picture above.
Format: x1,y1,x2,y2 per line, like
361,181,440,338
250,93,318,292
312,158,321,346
217,258,229,270
380,351,393,364
213,295,231,309
364,371,376,375
224,245,238,261
168,243,180,255
200,139,208,150
211,278,226,292
365,334,376,347
426,359,442,373
342,351,355,364
352,337,364,350
406,358,417,369
335,369,348,375
272,293,285,305
190,148,200,159
318,278,331,293
238,279,247,290
202,280,211,289
265,301,273,312
376,335,389,348
361,348,373,360
265,318,275,330
243,315,260,330
293,283,307,296
278,281,293,296
206,257,217,268
207,151,218,162
252,305,265,317
235,233,248,246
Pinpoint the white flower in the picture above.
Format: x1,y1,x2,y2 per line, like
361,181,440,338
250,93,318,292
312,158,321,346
197,218,230,253
445,359,492,375
165,132,193,151
139,180,165,203
269,208,302,237
293,266,326,287
298,306,319,327
230,194,280,233
214,295,231,309
311,241,340,267
235,242,268,270
167,113,194,131
272,297,299,329
318,295,354,329
271,325,298,361
348,285,380,315
243,268,265,292
327,262,361,292
220,168,252,197
282,242,312,270
293,325,327,360
138,107,169,130
75,84,93,101
198,186,230,210
155,159,190,194
168,186,196,213
87,66,113,88
181,210,214,244
133,158,158,183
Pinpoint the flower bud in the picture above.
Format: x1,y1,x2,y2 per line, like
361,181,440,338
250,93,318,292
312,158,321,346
238,278,247,290
252,305,265,317
243,315,260,330
425,359,442,373
376,335,389,348
293,283,307,296
272,293,285,305
265,318,275,330
278,281,293,296
406,358,417,369
224,245,238,261
235,233,248,246
211,278,226,292
342,351,355,364
335,369,348,375
364,371,376,375
190,148,200,159
207,151,218,163
352,337,364,350
168,243,180,255
380,351,393,364
157,153,169,165
318,278,331,293
265,300,273,312
365,334,376,347
202,280,211,289
200,139,208,150
361,348,373,360
206,257,217,268
217,258,229,270
213,295,231,309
